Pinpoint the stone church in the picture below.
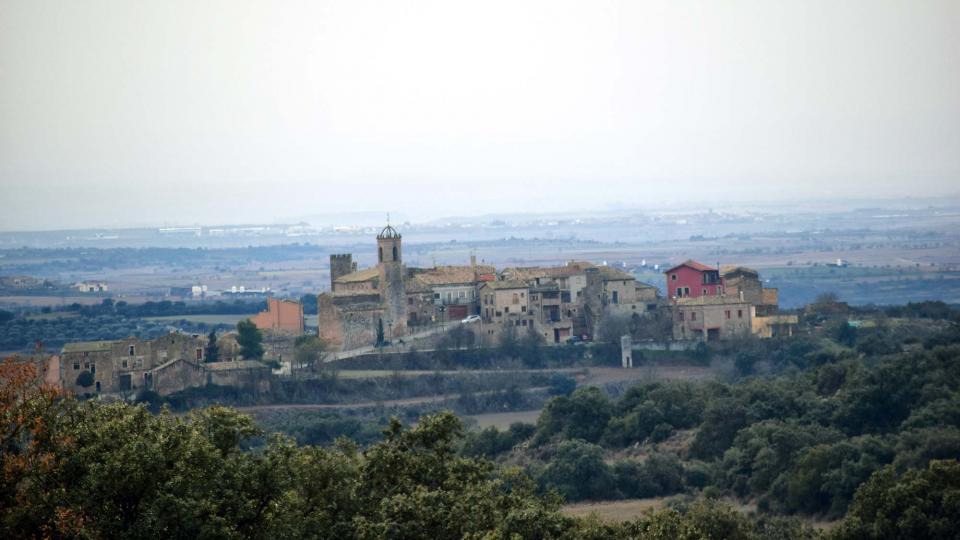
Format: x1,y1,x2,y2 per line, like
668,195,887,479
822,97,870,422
317,224,408,350
317,224,496,351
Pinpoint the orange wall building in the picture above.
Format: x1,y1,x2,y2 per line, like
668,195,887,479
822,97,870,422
251,298,304,335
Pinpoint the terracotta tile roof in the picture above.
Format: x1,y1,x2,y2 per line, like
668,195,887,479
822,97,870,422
413,265,494,286
596,266,635,281
333,267,379,283
62,340,114,353
721,266,759,277
479,280,529,290
501,261,596,281
404,276,432,294
665,259,717,273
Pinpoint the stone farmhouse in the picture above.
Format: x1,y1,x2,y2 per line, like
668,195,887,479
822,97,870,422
666,260,798,341
59,332,270,398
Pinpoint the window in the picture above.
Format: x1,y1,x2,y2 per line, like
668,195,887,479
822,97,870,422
691,312,697,321
122,359,128,368
378,246,383,262
392,246,398,260
434,293,440,299
504,307,510,313
196,348,203,361
725,310,731,319
90,365,95,375
458,290,466,299
495,311,502,317
512,293,519,304
612,291,619,304
702,289,707,295
522,320,527,326
679,312,685,321
671,274,677,281
73,361,80,370
128,345,135,356
738,310,743,319
684,287,691,296
521,292,525,298
408,298,413,305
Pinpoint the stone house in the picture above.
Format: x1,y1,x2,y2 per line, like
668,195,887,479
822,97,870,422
672,295,755,341
666,260,798,341
60,333,272,397
60,333,206,397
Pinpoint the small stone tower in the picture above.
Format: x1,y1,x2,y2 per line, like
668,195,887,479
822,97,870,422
376,224,407,337
329,254,356,290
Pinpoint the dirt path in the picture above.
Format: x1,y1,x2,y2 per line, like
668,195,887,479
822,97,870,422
235,386,550,414
582,365,715,386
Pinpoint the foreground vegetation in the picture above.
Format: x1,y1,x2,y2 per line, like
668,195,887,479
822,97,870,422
2,301,960,538
4,344,960,539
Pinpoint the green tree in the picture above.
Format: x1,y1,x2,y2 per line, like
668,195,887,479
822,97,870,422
236,319,264,360
294,335,328,372
204,329,219,362
537,439,615,501
535,387,613,445
520,323,546,367
375,317,385,347
832,460,960,540
498,322,519,358
689,397,749,460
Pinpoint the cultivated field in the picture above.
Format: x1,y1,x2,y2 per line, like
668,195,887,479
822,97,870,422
144,314,250,325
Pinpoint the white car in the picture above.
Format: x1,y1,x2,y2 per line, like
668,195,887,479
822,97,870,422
460,315,481,324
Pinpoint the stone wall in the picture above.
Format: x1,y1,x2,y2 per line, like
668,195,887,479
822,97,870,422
317,292,385,351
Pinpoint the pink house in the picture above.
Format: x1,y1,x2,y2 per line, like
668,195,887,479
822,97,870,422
664,260,723,299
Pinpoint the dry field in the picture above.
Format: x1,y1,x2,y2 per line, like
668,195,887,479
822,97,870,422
467,409,542,429
561,497,681,520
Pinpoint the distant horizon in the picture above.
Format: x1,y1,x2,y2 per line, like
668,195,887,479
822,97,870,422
1,192,959,234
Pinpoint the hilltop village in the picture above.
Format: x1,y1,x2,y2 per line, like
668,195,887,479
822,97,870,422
13,223,798,399
318,224,796,351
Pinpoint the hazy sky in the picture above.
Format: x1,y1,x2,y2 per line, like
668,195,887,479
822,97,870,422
1,0,958,230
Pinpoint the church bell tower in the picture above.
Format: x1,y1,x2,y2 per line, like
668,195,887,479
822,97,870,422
376,222,406,337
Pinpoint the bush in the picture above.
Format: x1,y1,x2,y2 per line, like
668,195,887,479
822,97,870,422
75,370,94,388
537,439,615,501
